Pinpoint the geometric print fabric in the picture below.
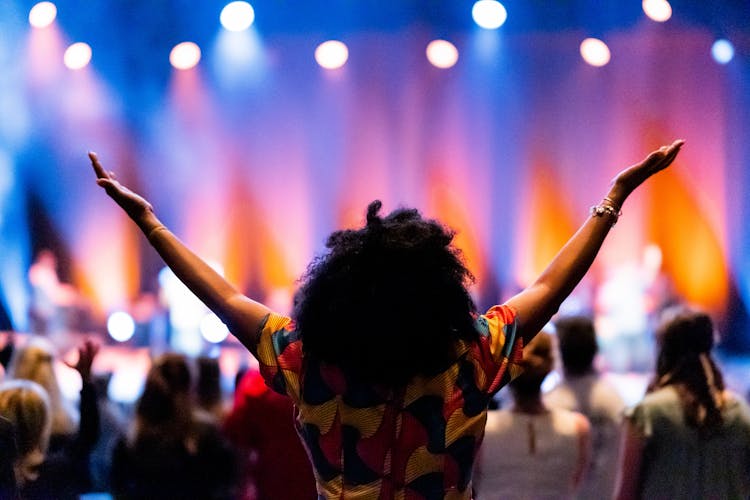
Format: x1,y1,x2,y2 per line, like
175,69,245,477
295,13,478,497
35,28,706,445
256,305,523,499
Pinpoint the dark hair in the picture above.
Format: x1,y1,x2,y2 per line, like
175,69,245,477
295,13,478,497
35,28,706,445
293,200,478,387
196,356,222,411
135,354,192,441
554,315,598,376
649,307,725,433
509,332,554,398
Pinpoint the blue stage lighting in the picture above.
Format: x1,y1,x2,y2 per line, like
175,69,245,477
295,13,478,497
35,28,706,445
220,1,255,32
472,0,507,30
712,39,734,64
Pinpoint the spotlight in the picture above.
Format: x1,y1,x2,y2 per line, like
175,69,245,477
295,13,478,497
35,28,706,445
107,311,135,342
314,40,349,70
711,39,734,64
579,38,611,67
220,1,255,32
642,0,672,23
63,42,92,70
170,42,202,70
29,1,57,28
200,313,230,343
472,0,507,30
426,40,459,69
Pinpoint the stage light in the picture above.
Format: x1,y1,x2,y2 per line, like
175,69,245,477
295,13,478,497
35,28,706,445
426,40,459,69
579,38,610,67
108,369,145,404
220,1,255,32
63,42,92,70
200,313,230,343
170,41,201,70
642,0,672,23
472,0,507,30
314,40,349,69
711,39,734,64
29,2,57,28
107,311,135,342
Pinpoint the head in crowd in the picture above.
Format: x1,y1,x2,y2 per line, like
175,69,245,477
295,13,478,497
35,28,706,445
134,353,193,443
293,200,477,387
650,307,725,432
8,337,76,435
196,356,222,412
0,379,52,487
554,315,598,376
509,332,554,399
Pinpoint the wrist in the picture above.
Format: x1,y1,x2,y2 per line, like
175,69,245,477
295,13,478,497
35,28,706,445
136,211,162,235
605,183,628,209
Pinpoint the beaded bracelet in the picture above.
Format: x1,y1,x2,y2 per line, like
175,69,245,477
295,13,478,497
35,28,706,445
590,203,622,224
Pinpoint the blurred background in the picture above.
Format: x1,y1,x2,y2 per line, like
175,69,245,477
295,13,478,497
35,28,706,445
0,0,748,401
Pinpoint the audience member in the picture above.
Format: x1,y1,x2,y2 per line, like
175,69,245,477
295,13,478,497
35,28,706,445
224,367,317,499
8,338,100,498
88,372,128,493
545,315,624,498
0,379,52,496
476,332,591,499
0,332,14,371
196,355,228,423
0,414,17,499
90,140,683,497
110,353,238,499
615,307,750,499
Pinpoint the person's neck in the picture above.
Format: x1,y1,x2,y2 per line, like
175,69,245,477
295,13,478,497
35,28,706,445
564,367,596,379
512,393,547,414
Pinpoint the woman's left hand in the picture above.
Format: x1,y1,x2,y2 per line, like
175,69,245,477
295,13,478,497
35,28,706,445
608,139,684,206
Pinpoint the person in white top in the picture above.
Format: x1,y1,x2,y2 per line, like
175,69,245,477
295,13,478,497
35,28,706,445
476,332,591,500
545,315,625,499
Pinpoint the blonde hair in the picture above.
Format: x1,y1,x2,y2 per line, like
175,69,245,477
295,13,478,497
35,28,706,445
0,379,52,457
8,337,77,435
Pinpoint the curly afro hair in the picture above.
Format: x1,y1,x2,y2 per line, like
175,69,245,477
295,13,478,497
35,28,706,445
292,200,478,387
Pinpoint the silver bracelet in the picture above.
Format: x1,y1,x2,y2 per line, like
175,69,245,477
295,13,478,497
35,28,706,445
590,203,622,224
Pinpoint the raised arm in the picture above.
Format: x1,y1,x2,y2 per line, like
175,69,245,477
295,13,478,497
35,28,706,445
89,152,270,355
506,140,684,343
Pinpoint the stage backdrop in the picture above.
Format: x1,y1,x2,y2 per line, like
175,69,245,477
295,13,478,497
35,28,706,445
0,3,748,348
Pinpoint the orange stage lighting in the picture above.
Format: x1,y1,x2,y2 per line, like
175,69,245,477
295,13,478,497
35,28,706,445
516,159,577,288
646,167,729,311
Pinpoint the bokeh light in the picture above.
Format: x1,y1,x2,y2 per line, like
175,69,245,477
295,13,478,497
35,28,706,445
426,39,459,69
642,0,672,23
63,42,92,70
107,311,135,342
220,1,255,32
314,40,349,69
28,2,57,28
472,0,508,30
200,313,230,343
170,41,202,70
712,39,735,64
579,37,611,67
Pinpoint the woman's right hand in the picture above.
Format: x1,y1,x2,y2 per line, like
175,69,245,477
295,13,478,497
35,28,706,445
89,152,154,224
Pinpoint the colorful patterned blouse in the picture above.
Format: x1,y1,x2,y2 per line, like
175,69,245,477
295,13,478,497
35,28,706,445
257,304,523,499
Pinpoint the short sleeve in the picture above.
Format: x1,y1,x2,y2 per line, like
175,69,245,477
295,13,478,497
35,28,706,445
471,304,524,395
624,403,653,438
256,312,303,402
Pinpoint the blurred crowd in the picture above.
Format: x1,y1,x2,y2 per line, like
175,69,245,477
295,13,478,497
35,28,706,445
1,307,749,499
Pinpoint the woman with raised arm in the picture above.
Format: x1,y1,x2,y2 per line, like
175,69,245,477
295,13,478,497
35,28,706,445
90,140,682,499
